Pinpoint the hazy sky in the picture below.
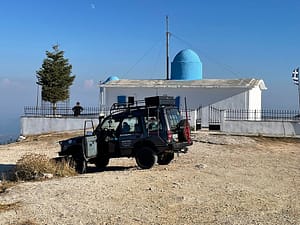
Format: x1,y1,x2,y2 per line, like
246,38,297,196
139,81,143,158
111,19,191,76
1,0,300,133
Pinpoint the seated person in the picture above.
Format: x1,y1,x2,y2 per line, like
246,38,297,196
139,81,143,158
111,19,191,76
148,118,158,131
121,122,130,133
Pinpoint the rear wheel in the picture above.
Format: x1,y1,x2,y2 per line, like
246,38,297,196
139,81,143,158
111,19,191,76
158,152,174,165
135,146,157,169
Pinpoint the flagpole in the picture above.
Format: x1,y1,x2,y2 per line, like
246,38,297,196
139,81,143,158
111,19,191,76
292,67,300,112
298,82,300,112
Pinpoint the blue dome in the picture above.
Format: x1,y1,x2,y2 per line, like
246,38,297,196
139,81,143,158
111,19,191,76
171,49,202,80
103,76,119,84
173,49,201,63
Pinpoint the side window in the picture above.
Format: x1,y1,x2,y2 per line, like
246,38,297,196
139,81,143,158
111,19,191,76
101,117,120,131
166,108,181,129
120,117,141,134
146,116,162,131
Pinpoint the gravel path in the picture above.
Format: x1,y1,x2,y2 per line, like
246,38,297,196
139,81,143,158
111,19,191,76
0,131,299,225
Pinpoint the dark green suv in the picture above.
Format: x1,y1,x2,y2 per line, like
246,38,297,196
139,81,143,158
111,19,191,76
58,96,192,173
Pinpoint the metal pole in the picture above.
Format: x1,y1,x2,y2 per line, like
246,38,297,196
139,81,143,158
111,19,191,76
36,84,39,115
36,84,39,107
166,15,170,80
99,81,105,114
184,97,188,120
298,83,300,112
99,81,101,111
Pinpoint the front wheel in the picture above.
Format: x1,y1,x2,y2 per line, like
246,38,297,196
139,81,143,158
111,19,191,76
73,153,87,174
135,146,157,169
74,158,87,174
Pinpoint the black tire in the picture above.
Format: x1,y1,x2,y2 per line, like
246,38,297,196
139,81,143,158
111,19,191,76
95,157,110,169
158,152,174,165
135,146,158,169
73,153,87,174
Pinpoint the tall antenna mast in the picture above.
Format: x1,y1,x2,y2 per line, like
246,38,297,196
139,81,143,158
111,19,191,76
166,15,170,80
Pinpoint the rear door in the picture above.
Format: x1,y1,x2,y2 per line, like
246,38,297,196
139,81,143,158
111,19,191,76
118,116,143,156
166,107,192,145
145,108,167,146
165,107,181,141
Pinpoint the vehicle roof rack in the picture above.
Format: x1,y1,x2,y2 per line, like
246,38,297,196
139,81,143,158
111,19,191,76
145,96,175,107
109,96,176,115
109,100,144,115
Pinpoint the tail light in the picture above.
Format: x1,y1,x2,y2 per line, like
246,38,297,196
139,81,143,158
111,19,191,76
167,130,173,142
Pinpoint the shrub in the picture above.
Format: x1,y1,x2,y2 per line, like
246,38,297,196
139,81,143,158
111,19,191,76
13,220,39,225
13,153,76,181
51,157,77,177
0,180,16,193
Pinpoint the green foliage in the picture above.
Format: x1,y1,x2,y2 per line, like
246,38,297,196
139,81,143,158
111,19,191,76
36,45,75,105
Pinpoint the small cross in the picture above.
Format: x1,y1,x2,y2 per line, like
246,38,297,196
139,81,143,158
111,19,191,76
292,69,299,79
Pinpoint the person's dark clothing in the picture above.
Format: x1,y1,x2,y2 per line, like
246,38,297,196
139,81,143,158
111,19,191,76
72,103,83,116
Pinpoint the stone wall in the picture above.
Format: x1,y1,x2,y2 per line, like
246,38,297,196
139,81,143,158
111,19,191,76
221,120,300,137
20,117,99,136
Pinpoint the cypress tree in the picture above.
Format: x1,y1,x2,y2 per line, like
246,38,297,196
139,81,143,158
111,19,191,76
36,45,75,115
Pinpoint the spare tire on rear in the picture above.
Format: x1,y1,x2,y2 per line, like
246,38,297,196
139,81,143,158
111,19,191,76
178,119,191,142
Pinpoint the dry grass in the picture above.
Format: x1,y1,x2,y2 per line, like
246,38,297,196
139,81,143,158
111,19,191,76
0,154,76,217
0,180,16,193
13,220,39,225
0,201,21,212
13,153,77,181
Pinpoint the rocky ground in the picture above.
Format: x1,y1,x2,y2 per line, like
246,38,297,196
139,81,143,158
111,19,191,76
0,131,299,225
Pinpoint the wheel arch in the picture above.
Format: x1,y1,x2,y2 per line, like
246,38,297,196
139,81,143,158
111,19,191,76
63,144,82,157
133,140,157,155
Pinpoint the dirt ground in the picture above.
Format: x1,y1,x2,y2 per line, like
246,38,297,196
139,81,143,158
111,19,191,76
0,131,299,225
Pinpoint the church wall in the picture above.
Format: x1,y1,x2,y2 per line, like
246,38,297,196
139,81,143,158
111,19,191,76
248,86,262,110
102,86,250,110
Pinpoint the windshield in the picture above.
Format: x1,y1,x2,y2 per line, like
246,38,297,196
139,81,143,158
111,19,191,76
100,117,120,131
166,108,181,130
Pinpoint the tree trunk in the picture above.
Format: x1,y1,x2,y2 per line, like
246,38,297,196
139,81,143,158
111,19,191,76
52,102,57,116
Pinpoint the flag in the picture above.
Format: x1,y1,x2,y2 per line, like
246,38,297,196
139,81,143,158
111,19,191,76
292,68,299,85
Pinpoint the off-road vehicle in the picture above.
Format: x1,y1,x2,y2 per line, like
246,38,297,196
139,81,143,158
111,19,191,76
58,96,192,173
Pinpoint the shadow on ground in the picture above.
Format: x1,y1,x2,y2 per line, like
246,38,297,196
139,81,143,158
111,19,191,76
0,163,136,179
0,164,15,179
86,165,137,173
